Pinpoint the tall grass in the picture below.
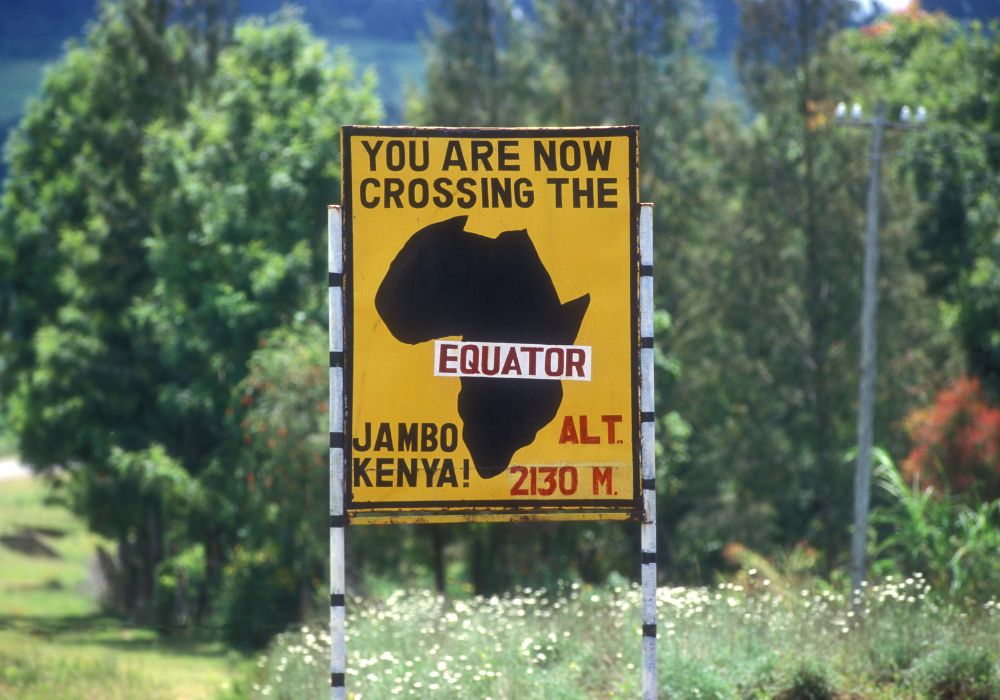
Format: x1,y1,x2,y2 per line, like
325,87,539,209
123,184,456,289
871,454,1000,601
0,642,168,700
249,576,1000,698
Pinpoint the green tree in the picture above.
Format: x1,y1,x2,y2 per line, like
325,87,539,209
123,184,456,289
0,1,381,633
733,0,862,568
0,0,232,619
138,15,379,477
535,0,647,124
227,322,328,643
663,0,959,577
535,0,724,254
410,0,537,126
837,12,1000,397
135,15,380,630
533,0,739,579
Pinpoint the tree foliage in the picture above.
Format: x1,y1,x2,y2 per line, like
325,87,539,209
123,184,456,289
902,376,1000,502
0,0,232,619
0,1,380,633
408,0,999,609
411,0,536,126
648,0,972,579
838,11,1000,397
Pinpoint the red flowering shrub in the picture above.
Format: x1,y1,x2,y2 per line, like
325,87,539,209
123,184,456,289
902,377,1000,500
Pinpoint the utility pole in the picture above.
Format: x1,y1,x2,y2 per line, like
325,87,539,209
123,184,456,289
834,100,925,603
851,100,885,603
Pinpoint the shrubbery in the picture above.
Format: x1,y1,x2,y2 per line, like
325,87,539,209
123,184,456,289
907,645,1000,700
872,452,1000,601
774,661,836,700
217,544,302,649
903,377,1000,501
246,577,1000,698
153,543,206,631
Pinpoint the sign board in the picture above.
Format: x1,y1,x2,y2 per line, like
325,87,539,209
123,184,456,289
340,126,641,523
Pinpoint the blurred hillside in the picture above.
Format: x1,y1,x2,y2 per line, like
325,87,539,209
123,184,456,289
2,0,998,146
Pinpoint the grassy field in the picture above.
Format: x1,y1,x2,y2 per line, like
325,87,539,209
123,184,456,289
249,578,1000,699
1,473,998,699
0,476,248,699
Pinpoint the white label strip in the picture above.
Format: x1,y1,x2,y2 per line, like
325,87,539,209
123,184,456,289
434,340,592,381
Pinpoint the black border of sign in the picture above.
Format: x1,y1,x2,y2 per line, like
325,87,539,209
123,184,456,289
341,125,641,520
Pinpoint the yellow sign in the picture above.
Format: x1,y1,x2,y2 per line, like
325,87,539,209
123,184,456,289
341,126,640,523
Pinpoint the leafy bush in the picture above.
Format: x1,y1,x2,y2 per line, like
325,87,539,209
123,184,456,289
245,578,1000,698
234,322,328,629
154,544,206,631
871,453,1000,600
216,545,300,649
863,611,932,682
907,645,1000,700
902,376,1000,501
62,445,206,622
774,660,836,700
248,627,329,700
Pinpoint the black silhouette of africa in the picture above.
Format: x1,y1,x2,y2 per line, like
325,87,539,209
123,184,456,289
375,215,590,479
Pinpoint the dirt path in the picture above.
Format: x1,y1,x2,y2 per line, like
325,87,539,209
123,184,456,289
0,456,31,482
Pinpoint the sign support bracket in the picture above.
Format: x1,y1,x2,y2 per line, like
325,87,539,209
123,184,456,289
639,203,658,699
329,205,347,700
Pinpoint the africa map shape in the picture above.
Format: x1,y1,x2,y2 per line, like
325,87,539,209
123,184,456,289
375,215,590,479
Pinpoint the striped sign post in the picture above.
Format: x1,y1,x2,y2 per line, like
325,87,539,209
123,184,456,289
328,205,346,700
639,203,657,699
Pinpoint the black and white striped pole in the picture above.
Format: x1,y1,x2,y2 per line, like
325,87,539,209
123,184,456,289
328,205,347,700
639,203,657,699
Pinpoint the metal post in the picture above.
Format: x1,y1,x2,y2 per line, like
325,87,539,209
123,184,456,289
328,205,347,700
850,102,885,601
639,204,657,698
